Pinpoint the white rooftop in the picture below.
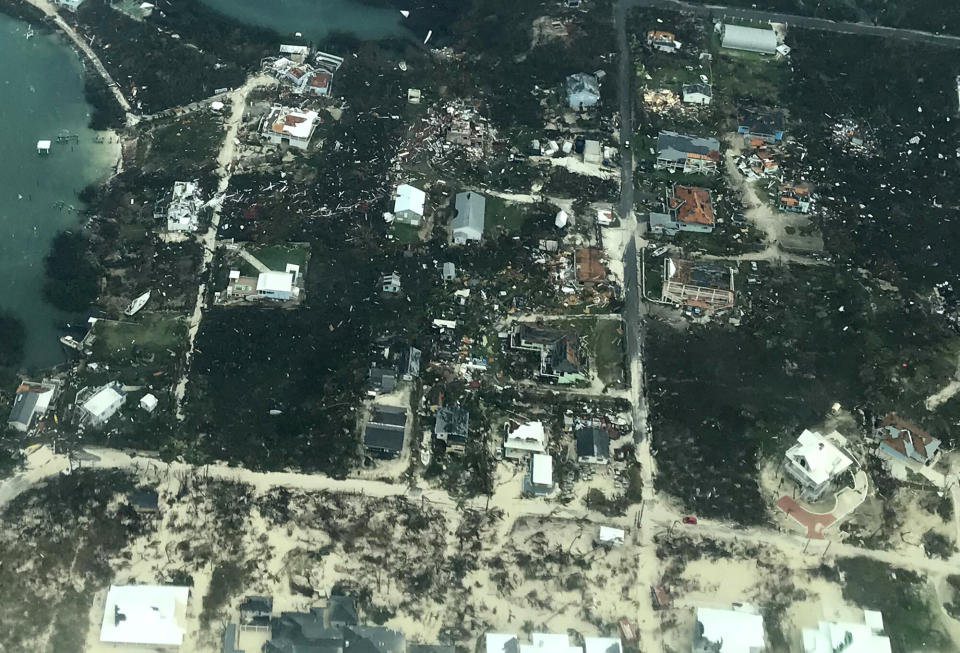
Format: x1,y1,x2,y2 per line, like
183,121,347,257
269,107,319,140
697,607,766,653
394,183,426,216
506,421,547,452
598,526,625,543
785,429,853,485
802,612,891,653
257,270,294,293
584,637,622,653
486,633,518,653
520,633,581,653
83,385,123,418
100,585,189,647
531,453,553,486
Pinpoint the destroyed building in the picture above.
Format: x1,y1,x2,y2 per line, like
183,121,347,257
566,72,601,110
435,406,470,454
661,258,734,311
655,131,720,174
779,183,813,213
158,180,203,232
510,325,587,384
646,30,680,53
874,413,941,466
737,107,785,143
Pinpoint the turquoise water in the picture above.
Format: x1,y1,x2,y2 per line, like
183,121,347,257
199,0,406,41
0,14,117,370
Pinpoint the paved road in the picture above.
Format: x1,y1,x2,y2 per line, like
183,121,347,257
614,0,648,445
625,0,960,48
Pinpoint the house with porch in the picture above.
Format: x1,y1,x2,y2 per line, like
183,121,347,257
655,131,720,174
782,429,854,501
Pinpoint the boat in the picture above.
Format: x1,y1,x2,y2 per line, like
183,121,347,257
420,447,431,466
60,335,84,351
651,245,670,257
124,290,151,316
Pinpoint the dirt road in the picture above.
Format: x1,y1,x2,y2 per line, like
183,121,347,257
172,74,277,418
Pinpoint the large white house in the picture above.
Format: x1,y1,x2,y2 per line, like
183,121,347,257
262,106,319,149
783,429,853,501
100,585,190,649
256,266,299,301
802,610,891,653
81,382,126,427
720,24,778,54
504,421,547,459
694,606,766,653
393,184,426,226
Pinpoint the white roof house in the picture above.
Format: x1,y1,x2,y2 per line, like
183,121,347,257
721,24,778,54
505,421,547,458
100,585,190,647
394,184,426,226
783,429,853,500
262,107,319,149
257,270,296,299
486,633,519,653
531,453,553,487
695,607,766,653
140,393,159,413
82,383,125,426
584,637,622,653
598,526,625,545
520,633,582,653
452,191,486,243
802,611,891,653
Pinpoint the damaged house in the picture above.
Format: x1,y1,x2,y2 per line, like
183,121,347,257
874,414,941,466
655,131,720,175
261,106,320,149
661,258,734,312
435,406,470,454
566,72,601,110
649,184,715,236
779,183,813,213
158,180,203,232
510,324,587,384
737,107,785,143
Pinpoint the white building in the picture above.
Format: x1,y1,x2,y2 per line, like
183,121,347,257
783,429,853,501
583,139,602,164
720,24,778,54
81,383,126,426
694,606,766,653
165,181,203,232
262,106,319,149
598,526,625,546
682,83,713,105
487,632,619,653
530,453,554,495
100,585,190,649
393,184,426,226
140,393,159,413
504,421,547,459
257,270,296,301
802,611,891,653
452,191,485,243
279,44,311,62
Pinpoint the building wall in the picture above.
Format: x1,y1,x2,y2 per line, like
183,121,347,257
395,210,422,226
264,132,312,150
677,222,714,234
782,458,828,499
258,289,292,301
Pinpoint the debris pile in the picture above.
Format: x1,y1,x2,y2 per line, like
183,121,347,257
828,117,877,156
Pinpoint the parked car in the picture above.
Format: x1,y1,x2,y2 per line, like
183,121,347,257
682,516,698,525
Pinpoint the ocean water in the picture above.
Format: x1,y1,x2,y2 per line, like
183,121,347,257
199,0,406,41
0,13,117,370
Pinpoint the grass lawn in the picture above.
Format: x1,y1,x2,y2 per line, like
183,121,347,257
712,45,788,105
590,318,627,386
485,195,529,235
94,312,185,354
392,223,422,244
247,243,310,271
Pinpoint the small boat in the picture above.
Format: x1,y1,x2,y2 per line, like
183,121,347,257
124,290,151,316
420,447,431,466
651,245,670,257
60,335,84,351
25,26,34,39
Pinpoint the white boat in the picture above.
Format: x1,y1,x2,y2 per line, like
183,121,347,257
124,290,151,316
60,335,83,351
420,447,431,466
651,245,670,257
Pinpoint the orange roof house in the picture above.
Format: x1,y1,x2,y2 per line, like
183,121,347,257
668,185,715,228
575,247,607,284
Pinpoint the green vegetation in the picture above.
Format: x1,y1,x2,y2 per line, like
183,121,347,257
201,560,251,625
648,266,960,522
838,557,950,653
484,195,529,235
247,242,310,272
144,112,224,174
87,313,187,384
589,318,627,386
43,231,100,313
922,529,954,559
392,223,422,245
0,469,147,652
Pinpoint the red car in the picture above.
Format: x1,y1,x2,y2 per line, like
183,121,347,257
682,516,698,525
